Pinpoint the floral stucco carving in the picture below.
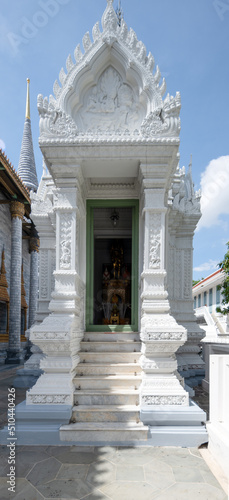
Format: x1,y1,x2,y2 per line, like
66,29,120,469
37,1,181,143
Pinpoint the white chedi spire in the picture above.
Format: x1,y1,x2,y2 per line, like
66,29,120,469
18,79,38,192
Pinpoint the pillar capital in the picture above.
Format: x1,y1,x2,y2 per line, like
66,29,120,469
29,236,40,253
10,201,25,220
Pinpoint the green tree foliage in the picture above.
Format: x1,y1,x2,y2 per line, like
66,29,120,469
216,242,229,315
192,278,204,287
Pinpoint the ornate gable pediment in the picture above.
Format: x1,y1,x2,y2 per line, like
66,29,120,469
38,0,181,143
76,66,143,134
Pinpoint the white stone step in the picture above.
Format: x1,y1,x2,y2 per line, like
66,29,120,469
74,375,142,390
74,389,140,406
80,341,141,352
79,352,141,363
75,363,142,376
60,421,148,442
83,332,140,342
71,405,140,423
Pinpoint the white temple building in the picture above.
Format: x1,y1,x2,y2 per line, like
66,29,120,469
3,0,209,446
193,270,229,392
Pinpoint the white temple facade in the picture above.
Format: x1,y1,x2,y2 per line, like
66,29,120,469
12,0,207,446
193,271,229,392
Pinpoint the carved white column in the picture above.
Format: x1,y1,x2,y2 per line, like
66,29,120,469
170,230,205,385
27,173,85,405
7,201,25,364
139,165,189,411
167,164,205,388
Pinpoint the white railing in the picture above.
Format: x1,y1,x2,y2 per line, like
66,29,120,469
211,312,227,336
207,354,229,480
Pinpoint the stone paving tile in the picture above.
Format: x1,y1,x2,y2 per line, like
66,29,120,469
0,477,44,500
0,464,8,477
57,463,89,480
94,446,118,461
37,478,93,499
143,456,173,473
82,492,112,500
172,465,204,483
116,464,144,481
0,443,227,499
147,447,210,470
0,446,9,466
86,460,116,488
15,449,50,477
27,457,61,486
108,446,153,465
101,480,159,499
19,445,48,453
151,481,227,500
46,446,98,464
200,468,226,489
47,445,94,455
144,462,175,490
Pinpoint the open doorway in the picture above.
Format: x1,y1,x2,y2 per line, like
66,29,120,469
86,200,139,331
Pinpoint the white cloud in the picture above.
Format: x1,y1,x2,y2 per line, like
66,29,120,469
197,155,229,230
193,259,218,273
0,139,5,150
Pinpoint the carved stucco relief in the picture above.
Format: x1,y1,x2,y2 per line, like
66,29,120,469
184,248,192,299
167,243,175,299
77,67,142,133
51,252,56,292
59,214,72,270
27,394,71,404
141,395,188,405
40,251,48,299
174,249,182,299
148,213,161,269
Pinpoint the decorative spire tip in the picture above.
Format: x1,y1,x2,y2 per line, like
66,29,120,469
116,0,124,27
25,78,30,120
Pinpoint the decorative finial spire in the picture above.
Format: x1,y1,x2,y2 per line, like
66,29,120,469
102,0,117,31
17,79,39,192
26,78,30,119
116,1,124,27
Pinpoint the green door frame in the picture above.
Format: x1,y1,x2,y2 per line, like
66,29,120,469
86,199,139,332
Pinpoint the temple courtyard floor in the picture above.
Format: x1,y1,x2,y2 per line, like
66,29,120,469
0,365,228,500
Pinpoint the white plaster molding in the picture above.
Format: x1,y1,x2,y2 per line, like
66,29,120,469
59,213,74,271
27,394,71,404
140,355,177,373
37,2,181,143
148,213,161,269
141,395,188,405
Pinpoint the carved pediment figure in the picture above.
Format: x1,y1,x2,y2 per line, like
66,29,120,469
77,67,141,133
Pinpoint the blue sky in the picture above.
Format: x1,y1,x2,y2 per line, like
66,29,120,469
0,0,229,280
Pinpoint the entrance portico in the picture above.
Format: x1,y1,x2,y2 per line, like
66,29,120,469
12,0,207,445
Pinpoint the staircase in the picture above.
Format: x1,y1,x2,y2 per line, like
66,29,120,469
60,332,148,443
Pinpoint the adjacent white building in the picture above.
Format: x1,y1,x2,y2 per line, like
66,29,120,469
193,270,229,392
193,269,224,314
